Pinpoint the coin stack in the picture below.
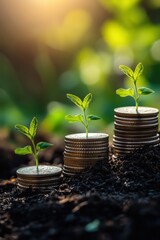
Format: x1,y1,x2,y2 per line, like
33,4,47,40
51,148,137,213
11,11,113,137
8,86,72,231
17,165,62,190
113,106,159,158
63,133,109,176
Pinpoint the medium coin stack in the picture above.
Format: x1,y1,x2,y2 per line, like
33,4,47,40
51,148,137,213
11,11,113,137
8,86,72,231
113,106,159,158
17,165,62,190
63,133,109,176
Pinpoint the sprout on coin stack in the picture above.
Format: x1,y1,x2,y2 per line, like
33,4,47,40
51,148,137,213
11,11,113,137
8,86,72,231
64,93,109,176
14,117,62,190
113,63,159,158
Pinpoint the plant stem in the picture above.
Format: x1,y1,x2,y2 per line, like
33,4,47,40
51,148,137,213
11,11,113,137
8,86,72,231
83,109,88,138
134,80,139,112
31,138,39,173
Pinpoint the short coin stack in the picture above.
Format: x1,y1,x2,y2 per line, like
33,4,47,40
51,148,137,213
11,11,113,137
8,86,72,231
113,106,159,158
17,165,62,190
63,133,109,176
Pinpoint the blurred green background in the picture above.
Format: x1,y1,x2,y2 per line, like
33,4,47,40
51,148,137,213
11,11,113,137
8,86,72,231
0,0,160,137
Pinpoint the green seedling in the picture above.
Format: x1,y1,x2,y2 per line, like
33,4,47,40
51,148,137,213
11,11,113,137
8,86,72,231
14,117,53,173
65,93,101,138
116,62,154,111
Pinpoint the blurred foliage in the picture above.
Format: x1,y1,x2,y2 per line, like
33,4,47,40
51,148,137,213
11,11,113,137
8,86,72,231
0,0,160,135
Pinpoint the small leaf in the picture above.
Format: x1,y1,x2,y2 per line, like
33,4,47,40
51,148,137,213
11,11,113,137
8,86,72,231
29,117,38,137
119,65,134,79
85,219,100,232
67,94,83,109
87,115,101,121
82,93,92,110
134,62,144,80
15,124,29,137
116,88,134,97
138,87,154,95
65,114,83,123
15,145,32,155
36,142,53,151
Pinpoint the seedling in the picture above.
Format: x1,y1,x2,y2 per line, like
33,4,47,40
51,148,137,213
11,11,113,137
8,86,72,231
14,117,53,173
116,62,154,111
65,93,101,138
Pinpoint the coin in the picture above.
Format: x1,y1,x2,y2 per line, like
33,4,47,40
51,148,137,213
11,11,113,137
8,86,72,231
65,133,109,142
64,142,108,148
113,134,159,142
114,122,158,130
16,165,62,190
17,179,62,187
17,166,62,178
63,171,77,177
18,177,61,184
64,158,106,167
115,119,158,126
114,115,158,122
112,143,158,151
113,138,159,146
114,106,159,117
65,144,108,152
64,151,108,158
63,165,84,171
63,167,83,174
17,183,60,190
114,129,158,137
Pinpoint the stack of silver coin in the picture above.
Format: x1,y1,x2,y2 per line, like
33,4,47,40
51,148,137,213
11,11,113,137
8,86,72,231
63,133,109,176
17,165,62,190
113,106,159,158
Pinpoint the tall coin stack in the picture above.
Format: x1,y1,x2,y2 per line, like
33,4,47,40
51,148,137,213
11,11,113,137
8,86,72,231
63,133,109,176
17,166,62,190
113,106,159,158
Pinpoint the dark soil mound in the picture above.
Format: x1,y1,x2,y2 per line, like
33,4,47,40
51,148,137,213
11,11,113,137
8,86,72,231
1,145,160,240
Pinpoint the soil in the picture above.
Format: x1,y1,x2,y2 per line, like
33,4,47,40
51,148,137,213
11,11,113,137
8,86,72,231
1,141,160,240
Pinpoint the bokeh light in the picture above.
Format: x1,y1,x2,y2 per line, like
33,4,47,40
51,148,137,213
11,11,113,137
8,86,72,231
0,0,160,135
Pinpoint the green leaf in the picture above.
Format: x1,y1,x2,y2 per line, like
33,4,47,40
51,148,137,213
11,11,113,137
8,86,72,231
116,88,134,97
65,114,83,123
67,94,83,109
15,124,29,137
138,87,154,95
87,115,101,121
134,62,144,80
85,219,100,232
82,93,92,110
15,145,32,155
29,117,38,137
36,142,53,151
119,65,134,79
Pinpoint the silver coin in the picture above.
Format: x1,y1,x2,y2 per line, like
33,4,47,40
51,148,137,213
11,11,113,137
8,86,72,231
63,167,83,174
113,138,159,146
65,141,108,146
112,143,158,151
114,106,159,117
115,119,158,125
17,176,62,184
17,183,60,190
65,146,108,151
114,115,158,121
16,166,62,178
17,179,62,187
65,133,109,141
64,159,106,167
114,122,158,130
114,129,158,136
64,151,108,158
63,165,85,170
113,134,159,142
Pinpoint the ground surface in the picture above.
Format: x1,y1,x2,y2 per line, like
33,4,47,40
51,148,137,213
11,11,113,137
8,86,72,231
1,144,160,240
